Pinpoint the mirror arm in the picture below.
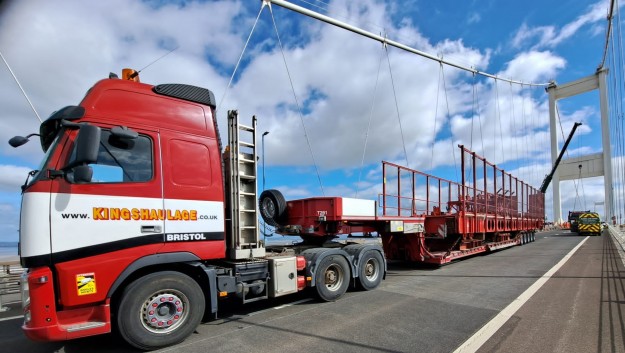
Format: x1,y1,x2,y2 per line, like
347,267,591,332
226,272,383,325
47,169,65,179
61,119,82,129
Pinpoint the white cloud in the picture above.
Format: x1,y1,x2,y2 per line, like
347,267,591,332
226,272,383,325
467,12,481,25
0,0,245,162
512,0,609,49
0,165,33,192
498,51,566,83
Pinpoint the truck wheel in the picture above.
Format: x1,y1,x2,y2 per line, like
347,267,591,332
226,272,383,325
259,189,287,227
357,250,383,291
116,271,205,350
315,255,350,301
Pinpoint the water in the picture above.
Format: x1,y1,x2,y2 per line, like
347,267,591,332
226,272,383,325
0,244,18,257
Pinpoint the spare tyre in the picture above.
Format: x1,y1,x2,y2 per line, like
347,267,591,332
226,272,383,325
259,189,287,227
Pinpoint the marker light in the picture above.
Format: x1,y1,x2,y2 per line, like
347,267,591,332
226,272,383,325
122,68,140,82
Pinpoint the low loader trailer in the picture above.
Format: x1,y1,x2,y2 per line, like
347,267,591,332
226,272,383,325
265,146,544,265
9,70,544,350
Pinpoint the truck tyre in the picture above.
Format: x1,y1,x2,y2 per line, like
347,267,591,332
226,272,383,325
315,255,350,301
259,189,287,227
357,250,384,291
116,271,205,350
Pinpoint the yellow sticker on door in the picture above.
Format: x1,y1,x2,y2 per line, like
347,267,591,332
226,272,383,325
76,273,97,296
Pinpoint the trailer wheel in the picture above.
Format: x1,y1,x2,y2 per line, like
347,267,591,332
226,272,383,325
259,189,287,227
357,250,384,291
116,271,205,350
315,255,350,301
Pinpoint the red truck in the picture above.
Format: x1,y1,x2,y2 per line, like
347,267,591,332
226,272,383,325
10,69,544,350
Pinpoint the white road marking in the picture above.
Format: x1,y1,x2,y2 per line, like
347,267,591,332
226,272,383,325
247,298,313,316
0,315,23,322
453,236,590,353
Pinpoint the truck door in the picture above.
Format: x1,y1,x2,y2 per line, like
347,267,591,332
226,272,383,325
49,125,164,268
160,130,226,260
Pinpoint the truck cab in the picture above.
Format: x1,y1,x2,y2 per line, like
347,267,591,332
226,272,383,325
16,74,230,344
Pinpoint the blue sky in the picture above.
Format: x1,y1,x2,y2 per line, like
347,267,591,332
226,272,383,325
0,0,617,242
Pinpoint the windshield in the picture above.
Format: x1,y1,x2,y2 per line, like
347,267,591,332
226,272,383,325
579,217,599,225
25,130,64,188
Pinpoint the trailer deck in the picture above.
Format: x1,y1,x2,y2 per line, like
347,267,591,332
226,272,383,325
273,146,544,265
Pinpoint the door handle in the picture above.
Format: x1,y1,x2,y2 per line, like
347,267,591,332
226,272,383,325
141,225,162,233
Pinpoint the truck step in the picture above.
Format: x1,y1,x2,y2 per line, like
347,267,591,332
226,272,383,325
65,321,106,333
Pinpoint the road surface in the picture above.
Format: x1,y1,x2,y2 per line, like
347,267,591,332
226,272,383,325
1,230,623,353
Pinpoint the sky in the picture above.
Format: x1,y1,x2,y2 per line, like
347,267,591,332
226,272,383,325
0,0,617,242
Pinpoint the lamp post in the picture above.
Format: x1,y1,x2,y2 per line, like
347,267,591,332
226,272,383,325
262,131,269,191
262,131,269,237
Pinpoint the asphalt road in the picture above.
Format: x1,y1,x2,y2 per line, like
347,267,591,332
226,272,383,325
1,230,622,353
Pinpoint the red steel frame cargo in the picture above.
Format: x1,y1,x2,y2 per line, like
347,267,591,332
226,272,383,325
276,145,544,265
380,145,544,264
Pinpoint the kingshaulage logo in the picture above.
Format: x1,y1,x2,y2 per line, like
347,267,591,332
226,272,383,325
60,207,219,221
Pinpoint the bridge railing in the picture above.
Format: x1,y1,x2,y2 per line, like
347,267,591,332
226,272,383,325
0,260,23,312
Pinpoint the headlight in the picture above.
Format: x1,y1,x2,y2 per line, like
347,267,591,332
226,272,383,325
21,271,30,308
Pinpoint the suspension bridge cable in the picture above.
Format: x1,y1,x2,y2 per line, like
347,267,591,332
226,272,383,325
521,85,529,182
598,0,617,70
384,41,410,168
268,4,326,195
606,17,620,222
0,50,42,123
528,87,537,185
519,85,526,181
218,3,266,110
440,64,459,181
494,79,505,164
474,73,485,157
509,82,519,169
608,31,622,221
268,0,550,87
573,166,581,211
430,64,443,170
471,73,475,151
578,135,587,209
294,0,330,13
614,0,625,222
356,44,386,198
555,104,581,208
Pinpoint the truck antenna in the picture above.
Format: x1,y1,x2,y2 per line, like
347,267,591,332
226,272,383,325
129,46,179,79
0,50,42,122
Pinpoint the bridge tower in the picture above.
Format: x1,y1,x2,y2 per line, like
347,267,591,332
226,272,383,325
546,68,613,223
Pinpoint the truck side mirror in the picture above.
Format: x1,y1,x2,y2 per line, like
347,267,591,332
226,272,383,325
8,133,40,148
66,124,101,169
